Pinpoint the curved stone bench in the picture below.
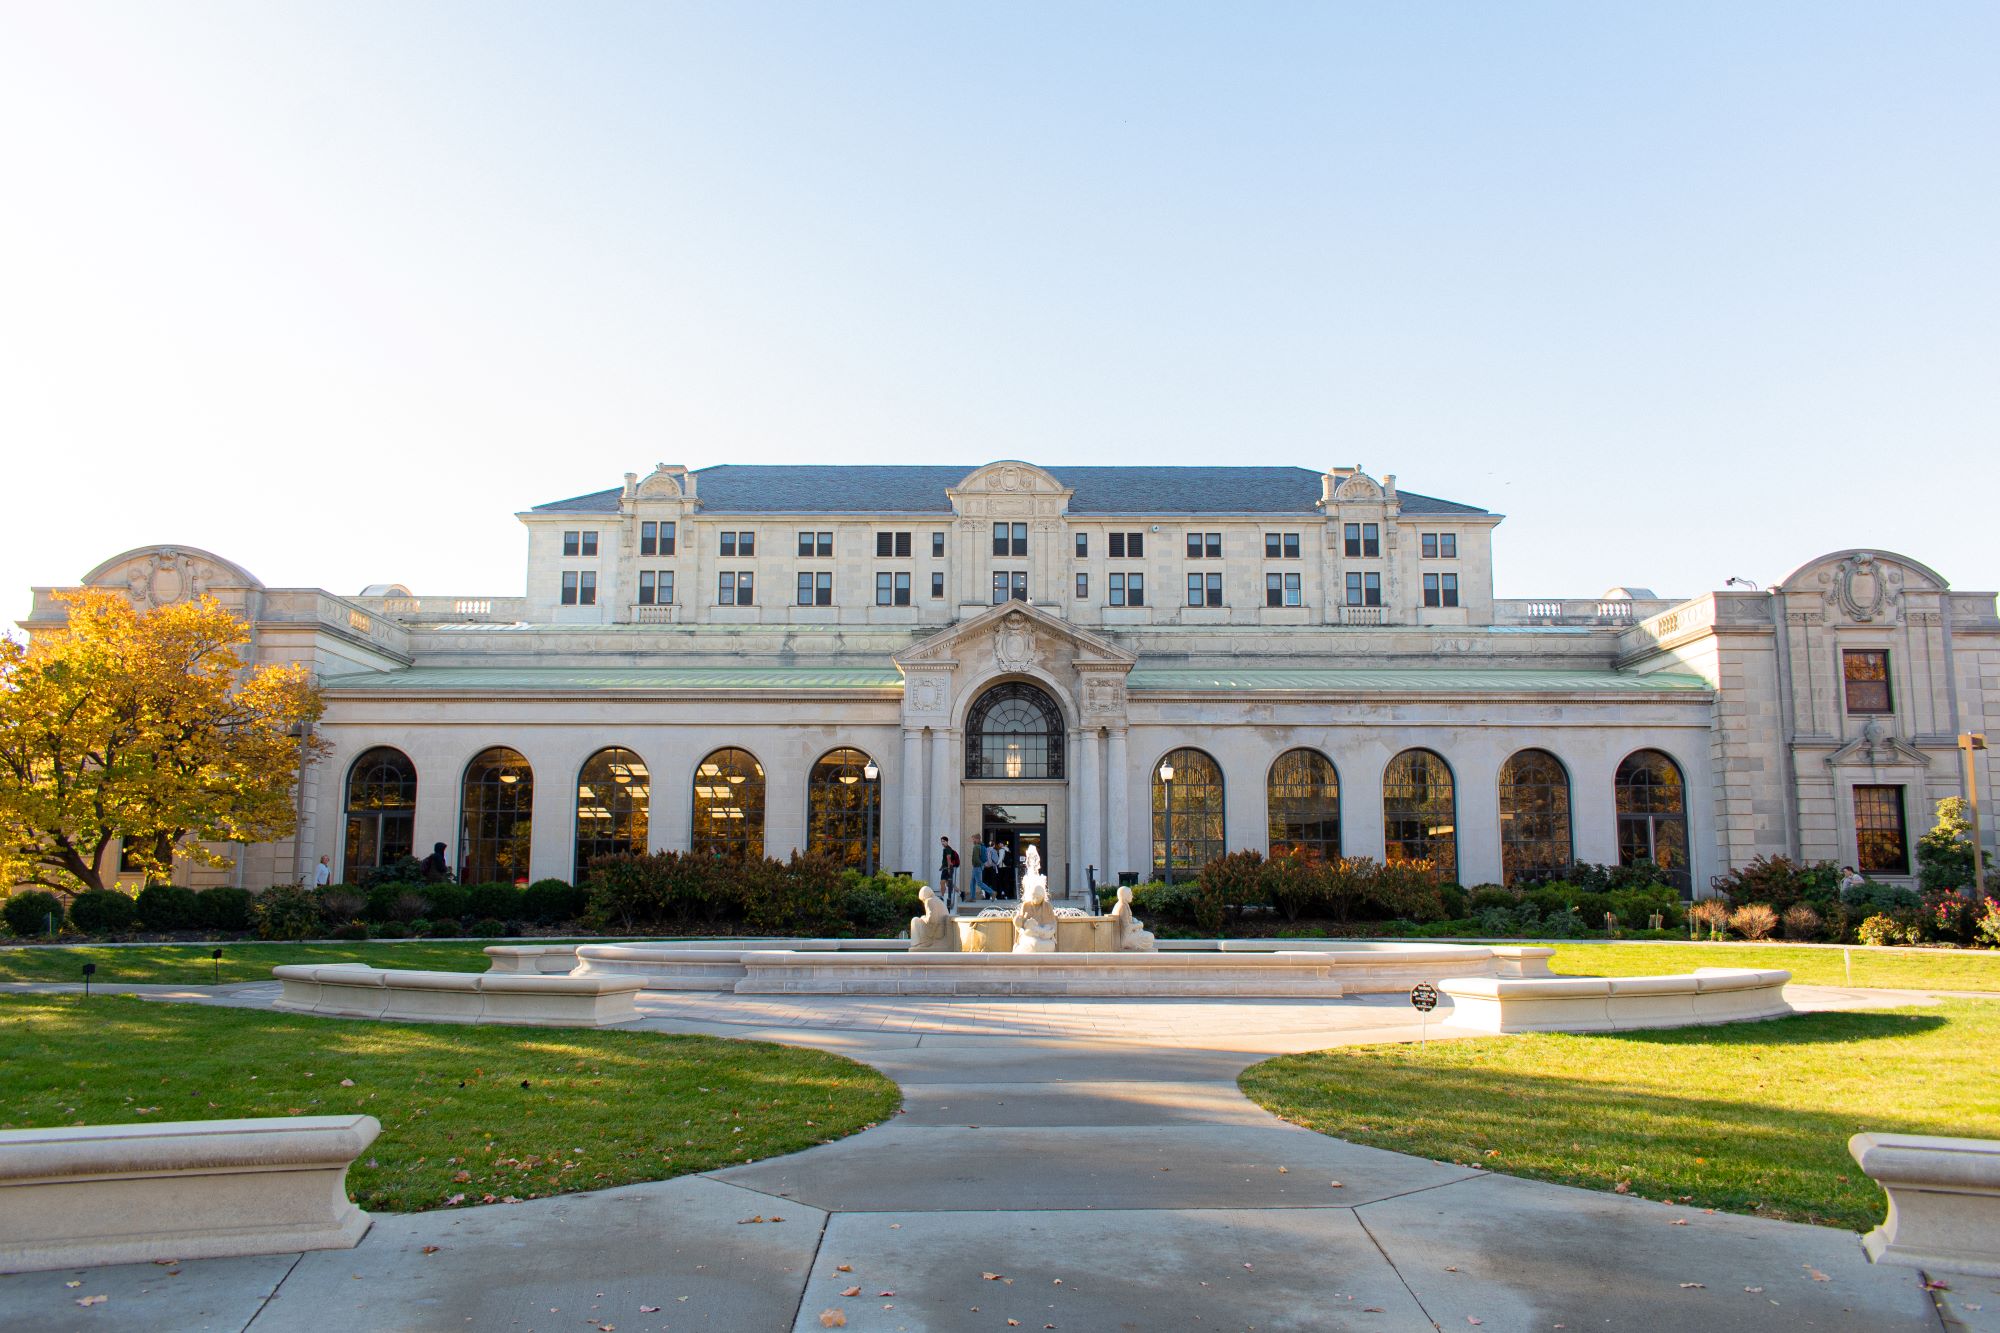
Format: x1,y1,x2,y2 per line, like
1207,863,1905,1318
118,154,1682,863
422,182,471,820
483,944,581,974
571,944,750,991
731,950,1346,997
274,965,641,1027
0,1116,378,1273
1438,967,1792,1033
1849,1133,2000,1277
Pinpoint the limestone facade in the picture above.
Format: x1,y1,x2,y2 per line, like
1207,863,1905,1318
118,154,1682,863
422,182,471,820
19,462,1999,899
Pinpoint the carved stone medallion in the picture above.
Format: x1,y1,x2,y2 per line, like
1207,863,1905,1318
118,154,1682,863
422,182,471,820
993,615,1037,672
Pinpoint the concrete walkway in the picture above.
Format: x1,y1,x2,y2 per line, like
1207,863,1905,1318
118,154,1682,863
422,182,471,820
2,983,1992,1332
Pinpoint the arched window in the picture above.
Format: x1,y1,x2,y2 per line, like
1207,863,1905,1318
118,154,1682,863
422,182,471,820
576,748,649,882
1383,748,1456,878
807,748,881,871
1268,749,1340,863
1152,748,1224,880
1499,749,1571,884
692,747,765,857
344,747,416,874
1616,749,1689,891
461,747,533,885
965,682,1065,779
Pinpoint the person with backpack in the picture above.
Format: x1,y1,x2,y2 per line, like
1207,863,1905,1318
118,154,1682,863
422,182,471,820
939,836,960,907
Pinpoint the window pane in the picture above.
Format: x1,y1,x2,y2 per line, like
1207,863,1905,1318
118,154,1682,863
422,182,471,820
1075,572,1088,599
581,532,598,556
1153,747,1225,875
798,531,813,556
807,747,881,870
896,532,911,557
1265,534,1280,558
932,532,945,557
1614,750,1689,891
877,532,892,557
1205,533,1221,558
1343,524,1360,556
817,532,832,556
344,747,417,872
1129,573,1144,605
461,747,533,885
1110,573,1126,606
641,522,656,556
1129,532,1144,556
1109,533,1125,558
1346,572,1362,605
1422,533,1437,558
800,573,815,605
660,522,676,555
1854,785,1908,873
561,571,578,604
1382,748,1456,878
576,747,649,882
738,572,753,603
563,531,578,556
876,572,892,605
1076,533,1089,557
931,572,944,598
1186,532,1202,558
691,747,764,857
1843,651,1892,714
966,682,1065,779
1441,533,1456,558
1284,534,1300,558
994,523,1008,556
992,572,1009,604
639,571,655,604
1442,573,1458,607
579,571,596,605
1011,523,1027,556
721,532,737,557
1266,572,1282,606
1188,573,1203,606
661,572,673,603
1499,749,1571,885
1268,748,1339,863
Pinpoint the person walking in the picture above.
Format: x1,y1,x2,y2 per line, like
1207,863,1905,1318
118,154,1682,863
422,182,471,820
421,841,450,879
313,855,332,888
1001,838,1020,900
938,836,960,907
981,837,999,900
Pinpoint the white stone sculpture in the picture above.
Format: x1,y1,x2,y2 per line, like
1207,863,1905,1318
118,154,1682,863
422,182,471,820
1012,879,1060,953
1111,884,1156,952
909,885,958,952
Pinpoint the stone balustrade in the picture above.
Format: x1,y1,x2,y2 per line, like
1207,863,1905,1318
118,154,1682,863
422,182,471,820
483,944,583,974
1849,1133,2000,1277
274,964,641,1027
0,1116,379,1273
731,949,1349,997
1438,967,1792,1033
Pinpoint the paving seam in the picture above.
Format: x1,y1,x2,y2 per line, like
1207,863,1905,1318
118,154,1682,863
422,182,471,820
236,1249,305,1333
785,1210,832,1332
1352,1209,1443,1332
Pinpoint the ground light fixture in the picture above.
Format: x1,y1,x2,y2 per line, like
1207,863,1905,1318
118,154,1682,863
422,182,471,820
81,962,95,997
212,948,223,985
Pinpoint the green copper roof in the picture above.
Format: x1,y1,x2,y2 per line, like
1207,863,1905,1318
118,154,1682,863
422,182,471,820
322,666,904,692
1124,668,1710,693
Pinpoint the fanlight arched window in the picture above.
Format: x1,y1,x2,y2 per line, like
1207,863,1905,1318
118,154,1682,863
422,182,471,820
344,747,416,874
1153,747,1224,879
807,748,882,871
965,682,1065,780
692,747,765,856
1382,748,1456,878
1499,748,1571,884
461,747,533,885
1616,749,1689,891
576,748,649,882
1268,749,1340,863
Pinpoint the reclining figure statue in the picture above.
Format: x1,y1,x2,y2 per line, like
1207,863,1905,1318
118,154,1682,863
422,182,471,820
909,885,958,952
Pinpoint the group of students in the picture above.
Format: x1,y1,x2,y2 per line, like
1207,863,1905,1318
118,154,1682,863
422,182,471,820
937,834,1020,908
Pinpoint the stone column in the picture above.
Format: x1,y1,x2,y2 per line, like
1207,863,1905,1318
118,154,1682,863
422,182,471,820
1064,730,1081,896
930,728,955,869
899,728,924,877
1107,727,1130,880
1078,728,1102,890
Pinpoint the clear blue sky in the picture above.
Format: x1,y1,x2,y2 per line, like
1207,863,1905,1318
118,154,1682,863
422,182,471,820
2,2,1994,609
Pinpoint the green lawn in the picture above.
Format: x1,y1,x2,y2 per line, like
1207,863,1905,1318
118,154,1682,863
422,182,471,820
0,940,555,985
1240,999,1999,1232
0,993,900,1212
1545,940,2000,992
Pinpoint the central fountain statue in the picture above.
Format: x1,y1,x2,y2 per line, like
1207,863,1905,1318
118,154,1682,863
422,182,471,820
1011,846,1059,953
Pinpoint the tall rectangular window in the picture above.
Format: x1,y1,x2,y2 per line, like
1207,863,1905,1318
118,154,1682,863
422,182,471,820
1440,572,1459,607
1187,572,1223,607
1854,785,1908,873
1421,532,1438,559
659,522,676,555
577,571,596,605
931,531,945,557
1109,532,1125,558
1075,572,1089,599
876,531,912,557
1362,524,1379,557
638,571,656,605
1264,532,1301,559
718,571,752,605
1110,573,1129,606
1343,523,1360,557
722,531,737,557
1347,572,1382,606
658,571,674,604
992,571,1027,603
1266,572,1302,606
561,571,579,605
798,571,832,605
798,531,814,556
1844,650,1892,714
930,571,945,599
563,530,580,557
1075,533,1089,558
874,572,911,606
1441,532,1457,558
641,522,657,556
1423,573,1440,607
1127,531,1144,557
581,532,599,557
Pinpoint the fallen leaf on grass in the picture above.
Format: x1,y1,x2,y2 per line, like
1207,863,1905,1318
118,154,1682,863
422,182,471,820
1614,1181,1631,1194
1467,1319,1482,1326
817,1310,846,1328
65,1281,81,1288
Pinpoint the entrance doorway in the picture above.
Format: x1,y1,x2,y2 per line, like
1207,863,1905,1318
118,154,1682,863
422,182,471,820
981,803,1046,900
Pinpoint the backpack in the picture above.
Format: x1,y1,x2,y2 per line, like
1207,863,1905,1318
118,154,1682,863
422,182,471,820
946,848,960,869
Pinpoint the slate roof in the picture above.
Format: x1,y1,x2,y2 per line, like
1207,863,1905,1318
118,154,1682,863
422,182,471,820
530,466,1487,517
321,666,904,692
1125,668,1710,694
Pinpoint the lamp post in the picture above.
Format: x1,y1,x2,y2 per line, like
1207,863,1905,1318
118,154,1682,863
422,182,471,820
1158,760,1176,886
1962,733,1988,901
862,761,880,876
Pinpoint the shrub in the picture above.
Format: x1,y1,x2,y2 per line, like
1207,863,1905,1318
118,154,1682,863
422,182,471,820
356,854,429,889
364,883,428,923
1128,880,1198,924
842,886,899,933
1467,886,1516,914
1728,903,1779,940
1320,858,1376,922
1608,884,1682,930
315,887,365,925
1193,850,1265,934
391,889,431,922
374,921,409,939
425,883,471,922
1977,897,2000,948
1438,883,1468,920
1781,902,1823,940
1262,850,1323,922
472,916,509,937
746,852,849,936
1713,856,1840,915
253,884,322,940
1855,913,1903,947
407,917,433,936
522,878,587,925
330,920,369,941
1841,881,1921,917
1919,890,1977,946
466,883,523,922
1688,898,1731,939
1917,797,1977,894
425,918,461,938
194,887,255,932
69,889,140,935
3,889,65,937
1369,859,1447,922
135,883,201,931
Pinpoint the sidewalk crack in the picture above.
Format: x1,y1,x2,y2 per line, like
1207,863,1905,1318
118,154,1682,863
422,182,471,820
1354,1211,1441,1332
238,1250,304,1332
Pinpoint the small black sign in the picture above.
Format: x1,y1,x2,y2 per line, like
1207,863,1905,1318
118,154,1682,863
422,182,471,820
1410,982,1438,1013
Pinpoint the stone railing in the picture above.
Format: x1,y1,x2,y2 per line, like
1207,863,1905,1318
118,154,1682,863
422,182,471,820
257,589,412,656
0,1116,379,1271
1339,606,1386,626
1493,598,1679,626
632,603,679,623
274,964,641,1026
350,595,529,623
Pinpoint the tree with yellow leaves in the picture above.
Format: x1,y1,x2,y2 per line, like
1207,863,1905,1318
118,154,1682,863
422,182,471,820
0,590,328,895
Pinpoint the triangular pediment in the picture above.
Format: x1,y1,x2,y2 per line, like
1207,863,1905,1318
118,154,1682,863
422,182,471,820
893,600,1136,670
1824,727,1930,770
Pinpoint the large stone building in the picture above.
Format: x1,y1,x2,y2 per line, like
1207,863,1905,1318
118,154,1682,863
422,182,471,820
23,461,1999,898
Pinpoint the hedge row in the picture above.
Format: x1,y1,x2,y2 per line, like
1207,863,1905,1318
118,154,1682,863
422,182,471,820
584,850,924,937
